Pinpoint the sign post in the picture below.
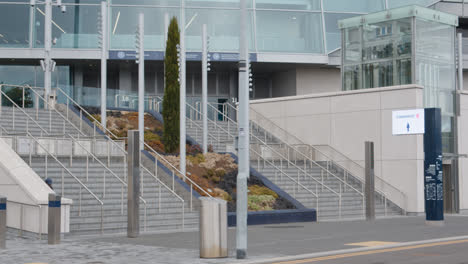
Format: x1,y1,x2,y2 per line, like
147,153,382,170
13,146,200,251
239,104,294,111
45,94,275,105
392,108,444,225
423,108,444,225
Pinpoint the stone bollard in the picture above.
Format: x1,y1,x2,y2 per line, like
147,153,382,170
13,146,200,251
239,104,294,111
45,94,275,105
48,193,61,245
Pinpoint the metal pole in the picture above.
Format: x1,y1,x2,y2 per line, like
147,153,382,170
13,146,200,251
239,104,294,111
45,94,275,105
365,141,375,221
137,13,145,151
202,24,208,154
48,193,61,245
100,1,108,129
0,196,6,249
180,0,187,175
236,0,249,259
44,0,53,101
127,130,140,238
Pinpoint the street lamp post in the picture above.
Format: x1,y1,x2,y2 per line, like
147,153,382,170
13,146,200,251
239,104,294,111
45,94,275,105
180,0,187,175
236,0,249,259
99,1,108,129
136,13,145,151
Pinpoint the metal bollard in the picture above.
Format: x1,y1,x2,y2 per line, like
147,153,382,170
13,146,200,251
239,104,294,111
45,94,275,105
365,141,375,221
48,193,61,245
0,196,6,249
199,198,227,258
127,130,140,238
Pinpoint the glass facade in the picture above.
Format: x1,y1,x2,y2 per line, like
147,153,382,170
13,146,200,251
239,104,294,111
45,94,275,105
0,0,439,53
340,5,457,152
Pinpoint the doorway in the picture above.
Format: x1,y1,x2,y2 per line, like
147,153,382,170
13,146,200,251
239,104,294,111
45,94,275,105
443,164,455,214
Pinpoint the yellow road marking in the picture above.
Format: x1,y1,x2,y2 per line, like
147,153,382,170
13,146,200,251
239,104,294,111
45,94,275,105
345,241,398,247
274,239,468,264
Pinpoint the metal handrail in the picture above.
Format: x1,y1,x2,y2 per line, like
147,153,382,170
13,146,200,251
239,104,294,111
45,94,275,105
0,126,105,233
0,88,50,136
22,85,87,137
250,145,323,215
188,102,346,217
198,102,351,198
68,134,148,226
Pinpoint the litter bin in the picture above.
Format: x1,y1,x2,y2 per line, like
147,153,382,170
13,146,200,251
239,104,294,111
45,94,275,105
199,197,227,258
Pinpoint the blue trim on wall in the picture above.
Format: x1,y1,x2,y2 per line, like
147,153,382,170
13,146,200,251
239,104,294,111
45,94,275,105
48,201,61,208
227,209,317,226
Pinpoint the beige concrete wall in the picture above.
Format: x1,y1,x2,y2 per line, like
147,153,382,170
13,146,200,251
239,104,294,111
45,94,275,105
458,91,468,212
251,85,426,214
296,67,341,95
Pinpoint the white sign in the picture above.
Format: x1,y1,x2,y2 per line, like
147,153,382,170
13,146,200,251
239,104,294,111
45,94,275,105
392,109,425,135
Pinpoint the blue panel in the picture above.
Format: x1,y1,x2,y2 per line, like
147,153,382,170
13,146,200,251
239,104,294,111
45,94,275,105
109,50,257,62
0,203,6,210
228,209,317,226
48,200,61,208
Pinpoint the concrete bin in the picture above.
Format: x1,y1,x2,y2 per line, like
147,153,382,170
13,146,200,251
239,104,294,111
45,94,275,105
199,197,227,258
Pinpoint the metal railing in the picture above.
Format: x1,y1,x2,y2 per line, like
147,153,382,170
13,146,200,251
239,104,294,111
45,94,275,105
55,86,193,226
0,126,105,233
187,102,345,218
0,85,186,231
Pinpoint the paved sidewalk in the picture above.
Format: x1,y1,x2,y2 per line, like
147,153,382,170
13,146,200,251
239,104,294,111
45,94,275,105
2,215,468,264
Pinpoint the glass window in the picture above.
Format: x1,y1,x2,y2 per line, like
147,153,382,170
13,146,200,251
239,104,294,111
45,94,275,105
324,0,384,12
33,5,45,48
343,27,361,64
185,8,254,52
110,6,179,50
256,0,320,10
256,10,323,53
343,65,360,91
324,13,358,52
0,4,31,48
51,5,100,48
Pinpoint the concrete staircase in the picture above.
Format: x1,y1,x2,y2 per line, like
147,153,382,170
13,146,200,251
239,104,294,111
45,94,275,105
0,105,199,235
186,118,403,221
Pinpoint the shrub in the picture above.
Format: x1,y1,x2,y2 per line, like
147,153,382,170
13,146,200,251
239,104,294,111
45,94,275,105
248,185,279,199
162,17,180,153
248,195,276,211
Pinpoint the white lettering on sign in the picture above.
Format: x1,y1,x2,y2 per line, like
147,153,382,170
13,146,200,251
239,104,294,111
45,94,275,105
392,109,425,135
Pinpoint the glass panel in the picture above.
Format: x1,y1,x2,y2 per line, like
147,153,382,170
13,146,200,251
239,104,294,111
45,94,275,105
388,0,436,9
324,0,384,13
33,5,45,48
110,6,179,50
415,18,455,153
324,13,358,52
185,8,254,52
256,10,323,53
0,4,30,48
342,65,360,91
51,5,100,48
343,27,361,64
256,0,320,10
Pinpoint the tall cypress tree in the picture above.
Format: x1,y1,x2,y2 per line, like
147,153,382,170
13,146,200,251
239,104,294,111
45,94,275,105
162,17,180,154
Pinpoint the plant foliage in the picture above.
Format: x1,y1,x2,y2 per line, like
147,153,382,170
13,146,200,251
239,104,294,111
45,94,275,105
162,17,181,154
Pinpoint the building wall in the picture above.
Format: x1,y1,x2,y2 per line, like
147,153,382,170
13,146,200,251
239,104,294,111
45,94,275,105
296,67,341,95
272,69,296,97
458,91,468,212
250,85,426,214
